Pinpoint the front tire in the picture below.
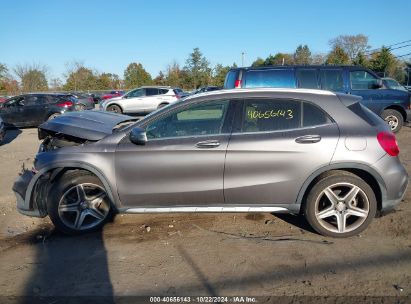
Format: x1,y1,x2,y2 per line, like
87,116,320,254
304,171,377,238
381,109,403,133
47,171,112,235
106,104,122,114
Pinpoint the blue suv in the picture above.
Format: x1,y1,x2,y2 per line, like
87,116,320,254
224,65,411,132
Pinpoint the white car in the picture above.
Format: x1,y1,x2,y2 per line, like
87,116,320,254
100,86,180,114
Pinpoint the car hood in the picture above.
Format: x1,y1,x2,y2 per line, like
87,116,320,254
39,110,136,141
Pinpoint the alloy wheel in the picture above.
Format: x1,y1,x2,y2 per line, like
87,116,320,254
57,183,110,231
384,115,399,131
314,182,370,234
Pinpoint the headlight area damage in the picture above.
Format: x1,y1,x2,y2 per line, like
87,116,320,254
13,110,137,217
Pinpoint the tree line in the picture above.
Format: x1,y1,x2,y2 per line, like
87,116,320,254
0,34,409,95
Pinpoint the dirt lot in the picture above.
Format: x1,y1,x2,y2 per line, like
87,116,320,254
0,126,410,302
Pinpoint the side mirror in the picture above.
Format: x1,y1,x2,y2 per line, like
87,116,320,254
371,79,383,89
129,127,147,145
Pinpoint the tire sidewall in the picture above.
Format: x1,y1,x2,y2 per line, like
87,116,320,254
47,172,111,235
304,173,377,238
107,104,122,114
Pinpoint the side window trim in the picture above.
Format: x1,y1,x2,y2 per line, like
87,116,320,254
143,99,234,140
233,98,334,134
349,69,378,91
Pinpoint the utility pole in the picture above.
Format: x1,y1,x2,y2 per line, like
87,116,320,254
241,52,245,67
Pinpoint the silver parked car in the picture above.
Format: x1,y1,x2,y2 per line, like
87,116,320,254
13,88,408,237
100,86,180,114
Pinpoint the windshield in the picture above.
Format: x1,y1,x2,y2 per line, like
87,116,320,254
385,79,407,91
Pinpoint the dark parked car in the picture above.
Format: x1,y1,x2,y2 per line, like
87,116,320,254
62,92,95,110
14,89,408,237
224,66,411,132
0,116,5,144
0,94,75,127
173,88,190,98
193,86,222,94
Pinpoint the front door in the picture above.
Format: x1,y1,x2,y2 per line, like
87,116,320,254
347,69,396,115
0,96,26,127
115,99,233,208
224,98,339,206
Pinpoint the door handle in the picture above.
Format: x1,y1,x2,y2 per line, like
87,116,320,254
195,140,220,148
295,135,321,144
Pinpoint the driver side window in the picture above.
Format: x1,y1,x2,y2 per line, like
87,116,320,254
146,100,230,139
350,70,378,90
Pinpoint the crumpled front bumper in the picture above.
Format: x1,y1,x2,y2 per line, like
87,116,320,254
13,170,47,218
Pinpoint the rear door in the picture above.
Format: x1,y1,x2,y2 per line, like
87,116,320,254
224,98,339,206
143,88,161,112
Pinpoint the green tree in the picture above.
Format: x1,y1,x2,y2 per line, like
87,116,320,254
251,57,265,67
123,62,152,89
0,63,9,92
63,67,98,91
370,47,405,81
153,71,166,86
96,73,121,89
14,63,48,92
265,53,294,65
212,64,230,86
183,47,210,89
326,46,350,65
294,45,312,65
329,34,370,63
352,52,370,68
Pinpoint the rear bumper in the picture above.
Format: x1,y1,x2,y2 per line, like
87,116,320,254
373,155,409,211
13,170,46,218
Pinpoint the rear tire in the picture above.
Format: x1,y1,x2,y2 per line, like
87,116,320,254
107,104,122,114
47,171,112,235
304,171,377,238
381,109,403,133
47,113,61,121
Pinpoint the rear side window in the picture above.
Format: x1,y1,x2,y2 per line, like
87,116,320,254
159,89,169,94
320,70,344,91
297,69,319,89
347,102,383,126
224,70,238,89
244,69,296,88
242,99,301,132
303,102,332,126
146,88,159,96
241,99,332,133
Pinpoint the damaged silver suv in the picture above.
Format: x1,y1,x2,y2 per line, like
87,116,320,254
13,89,408,237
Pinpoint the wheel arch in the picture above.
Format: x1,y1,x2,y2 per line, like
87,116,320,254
382,105,407,121
26,162,118,214
297,163,386,214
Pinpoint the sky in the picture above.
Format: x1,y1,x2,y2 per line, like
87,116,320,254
1,0,410,81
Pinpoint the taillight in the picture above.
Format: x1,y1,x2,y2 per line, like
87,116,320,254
56,101,73,107
89,97,93,102
377,131,399,156
175,95,181,99
234,79,242,88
